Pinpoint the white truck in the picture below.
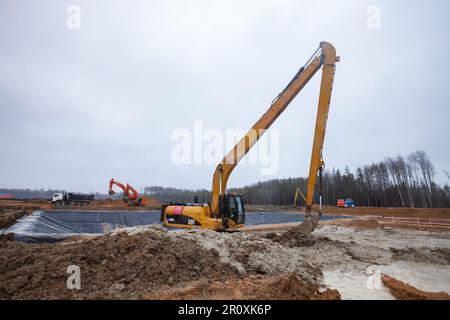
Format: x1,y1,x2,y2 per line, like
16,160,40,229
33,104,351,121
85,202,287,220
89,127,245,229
52,192,95,206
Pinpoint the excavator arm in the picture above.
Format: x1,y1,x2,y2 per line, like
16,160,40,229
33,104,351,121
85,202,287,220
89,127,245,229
126,184,139,200
108,178,143,206
109,178,139,200
109,178,127,196
210,42,338,223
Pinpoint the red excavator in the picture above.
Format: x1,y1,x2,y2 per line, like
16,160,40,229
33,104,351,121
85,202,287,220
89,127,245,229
108,178,144,206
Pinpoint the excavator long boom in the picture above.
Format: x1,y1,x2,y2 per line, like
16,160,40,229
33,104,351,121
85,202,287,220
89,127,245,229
211,42,338,219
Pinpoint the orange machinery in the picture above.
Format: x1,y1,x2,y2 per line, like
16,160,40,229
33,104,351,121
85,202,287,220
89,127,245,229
108,178,144,206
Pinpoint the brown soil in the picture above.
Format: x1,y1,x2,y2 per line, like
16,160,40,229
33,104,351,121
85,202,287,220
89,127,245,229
246,204,450,219
2,206,448,300
0,228,234,299
265,225,336,248
0,201,52,229
390,247,450,265
338,219,384,229
382,275,450,300
0,226,334,300
328,206,450,218
81,198,161,210
144,274,340,300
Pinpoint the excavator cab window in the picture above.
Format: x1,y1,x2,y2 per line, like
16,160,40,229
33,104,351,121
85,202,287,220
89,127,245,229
228,196,237,218
218,194,246,227
235,196,245,225
227,194,245,225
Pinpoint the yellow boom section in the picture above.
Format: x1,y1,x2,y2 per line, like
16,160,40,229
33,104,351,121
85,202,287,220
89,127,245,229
211,42,338,217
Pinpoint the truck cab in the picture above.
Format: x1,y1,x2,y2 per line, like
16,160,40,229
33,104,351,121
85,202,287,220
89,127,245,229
345,198,355,207
52,192,64,204
337,198,355,208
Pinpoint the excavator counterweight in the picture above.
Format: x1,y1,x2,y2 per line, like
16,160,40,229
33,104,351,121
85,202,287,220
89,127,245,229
162,42,339,232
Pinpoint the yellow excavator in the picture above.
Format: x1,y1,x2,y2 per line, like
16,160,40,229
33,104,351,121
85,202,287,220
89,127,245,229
161,41,339,233
293,187,306,207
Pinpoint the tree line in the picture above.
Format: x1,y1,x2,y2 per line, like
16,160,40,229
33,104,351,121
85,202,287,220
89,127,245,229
0,188,110,200
229,150,450,208
5,150,447,208
144,150,450,208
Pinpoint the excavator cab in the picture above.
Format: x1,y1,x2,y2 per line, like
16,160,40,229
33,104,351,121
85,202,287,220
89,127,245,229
218,194,245,228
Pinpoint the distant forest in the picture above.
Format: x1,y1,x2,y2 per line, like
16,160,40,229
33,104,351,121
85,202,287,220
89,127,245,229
144,150,450,208
0,188,110,200
3,150,449,208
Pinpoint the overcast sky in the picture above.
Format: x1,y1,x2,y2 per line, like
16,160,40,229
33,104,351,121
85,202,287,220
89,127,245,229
1,0,449,193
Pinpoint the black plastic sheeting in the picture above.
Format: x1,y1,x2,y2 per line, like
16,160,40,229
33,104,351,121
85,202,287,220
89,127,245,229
2,210,350,243
3,211,161,243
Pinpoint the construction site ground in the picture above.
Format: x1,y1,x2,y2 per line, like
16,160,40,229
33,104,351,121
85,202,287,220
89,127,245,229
1,200,450,300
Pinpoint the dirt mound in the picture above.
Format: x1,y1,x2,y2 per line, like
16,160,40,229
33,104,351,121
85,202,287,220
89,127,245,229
91,198,161,209
0,226,237,299
0,201,52,229
382,275,450,300
265,225,335,248
91,199,128,206
390,247,450,265
171,228,323,280
5,221,447,300
0,210,28,229
78,199,136,209
343,219,383,229
141,197,161,208
144,274,340,300
0,225,329,299
264,224,394,271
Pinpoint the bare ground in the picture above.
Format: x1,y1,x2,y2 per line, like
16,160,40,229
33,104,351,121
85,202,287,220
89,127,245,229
1,202,450,300
0,225,334,299
1,222,449,299
246,204,450,218
0,200,52,229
